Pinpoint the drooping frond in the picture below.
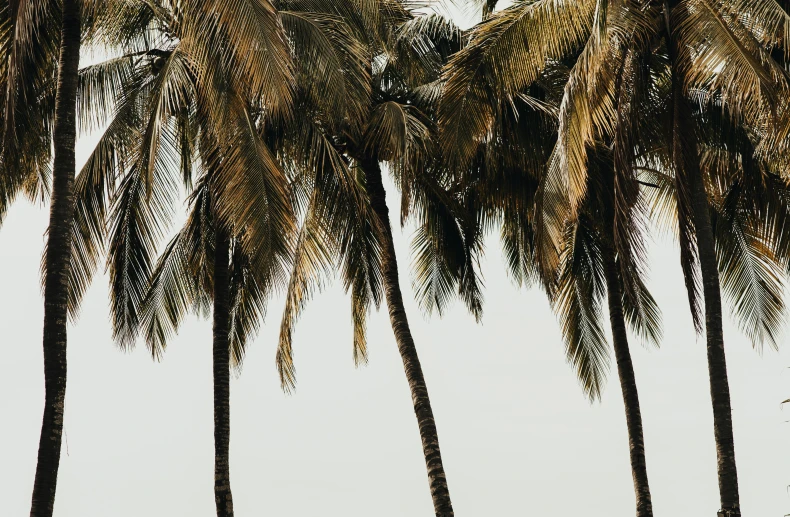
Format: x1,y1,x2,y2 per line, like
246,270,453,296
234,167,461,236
276,110,383,390
181,0,294,115
108,162,178,349
408,168,484,320
554,0,659,217
553,216,609,402
500,207,540,288
139,231,198,360
228,239,268,370
69,61,149,316
0,0,59,217
277,191,336,390
139,180,214,358
410,188,468,317
281,9,370,131
609,50,663,348
208,97,296,300
621,271,663,347
714,182,787,350
669,64,705,333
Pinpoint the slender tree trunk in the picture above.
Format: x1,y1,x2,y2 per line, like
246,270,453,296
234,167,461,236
602,243,653,517
664,3,740,513
361,157,454,517
213,229,234,517
690,161,740,516
29,2,80,516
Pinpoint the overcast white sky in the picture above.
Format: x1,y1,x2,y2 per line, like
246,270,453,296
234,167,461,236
2,3,790,516
2,165,789,516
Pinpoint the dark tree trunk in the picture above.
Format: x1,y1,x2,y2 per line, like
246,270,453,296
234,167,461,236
664,3,740,513
29,1,80,515
213,229,234,517
690,162,740,516
361,157,454,517
602,243,653,517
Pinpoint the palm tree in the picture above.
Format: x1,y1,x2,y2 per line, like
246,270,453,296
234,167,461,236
652,3,788,512
553,152,662,517
439,1,790,515
68,1,303,515
441,19,662,513
140,171,287,517
31,2,81,514
77,1,393,513
274,5,474,515
0,1,83,514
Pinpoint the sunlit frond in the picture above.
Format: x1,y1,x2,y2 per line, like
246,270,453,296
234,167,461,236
440,0,596,167
209,98,296,299
281,9,370,131
181,0,294,114
674,0,780,124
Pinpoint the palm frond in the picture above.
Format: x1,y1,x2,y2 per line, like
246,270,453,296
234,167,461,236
69,60,149,317
209,97,296,301
439,0,596,168
281,9,370,131
714,182,787,350
108,162,177,349
277,191,335,390
182,0,294,114
228,239,268,369
674,0,780,124
553,216,609,401
139,180,214,357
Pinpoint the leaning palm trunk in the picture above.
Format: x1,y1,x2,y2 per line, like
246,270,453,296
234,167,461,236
690,161,740,515
361,157,454,517
665,3,740,512
29,1,80,515
602,242,653,517
213,230,234,517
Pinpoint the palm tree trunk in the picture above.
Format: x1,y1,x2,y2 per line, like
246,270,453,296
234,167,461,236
602,242,653,517
29,2,80,515
664,3,740,513
690,161,740,516
213,229,234,517
361,157,454,517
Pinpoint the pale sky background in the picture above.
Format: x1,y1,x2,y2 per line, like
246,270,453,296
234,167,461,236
2,3,790,516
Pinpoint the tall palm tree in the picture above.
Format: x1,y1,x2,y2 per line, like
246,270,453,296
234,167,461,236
68,1,303,515
439,1,790,515
441,16,662,513
646,3,789,512
274,5,474,515
552,152,662,517
31,2,80,515
0,1,84,514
